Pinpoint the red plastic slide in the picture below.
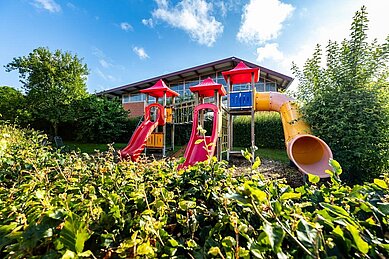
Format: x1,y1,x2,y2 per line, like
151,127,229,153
120,103,165,161
179,103,219,169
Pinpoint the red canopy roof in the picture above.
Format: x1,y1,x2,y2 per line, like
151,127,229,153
140,79,179,98
189,77,227,98
222,61,259,85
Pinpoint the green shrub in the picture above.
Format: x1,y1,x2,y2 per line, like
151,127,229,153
71,96,131,143
292,6,389,183
1,124,389,258
233,112,285,149
0,86,30,124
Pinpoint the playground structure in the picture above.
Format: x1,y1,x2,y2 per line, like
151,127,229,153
121,62,334,178
178,77,227,168
119,79,179,160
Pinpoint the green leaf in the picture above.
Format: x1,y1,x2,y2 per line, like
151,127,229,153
187,239,198,248
222,236,236,248
241,149,252,161
62,250,76,259
263,222,285,252
208,247,221,256
377,203,389,215
168,238,179,247
137,242,154,255
195,139,204,145
252,157,261,170
252,189,267,202
178,200,196,210
280,192,301,201
60,213,91,254
346,224,369,254
329,159,342,175
374,179,388,189
308,174,320,184
332,226,344,239
320,203,349,217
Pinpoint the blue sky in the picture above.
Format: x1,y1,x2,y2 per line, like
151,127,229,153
1,0,388,93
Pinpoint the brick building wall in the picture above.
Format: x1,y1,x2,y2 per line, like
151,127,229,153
123,101,145,118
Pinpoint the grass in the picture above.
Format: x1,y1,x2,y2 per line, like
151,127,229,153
64,142,288,163
234,146,289,163
64,141,127,154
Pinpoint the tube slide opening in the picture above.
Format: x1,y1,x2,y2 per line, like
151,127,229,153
288,135,333,178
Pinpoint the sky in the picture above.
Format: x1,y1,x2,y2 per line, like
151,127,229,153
0,0,388,93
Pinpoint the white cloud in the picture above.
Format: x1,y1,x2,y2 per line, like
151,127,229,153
99,59,113,68
133,46,150,59
259,1,389,92
120,22,133,31
215,1,227,17
92,47,116,69
237,0,294,44
256,43,284,62
152,0,224,47
33,0,61,13
95,68,116,82
142,18,154,28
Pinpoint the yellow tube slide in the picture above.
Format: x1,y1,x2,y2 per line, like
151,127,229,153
255,92,332,178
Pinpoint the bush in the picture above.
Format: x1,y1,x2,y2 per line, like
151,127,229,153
0,86,30,124
1,124,389,258
71,96,131,143
292,6,389,183
302,87,389,183
233,112,285,149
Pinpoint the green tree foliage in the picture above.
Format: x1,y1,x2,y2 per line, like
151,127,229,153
71,95,131,143
0,86,30,123
292,6,389,182
1,124,389,258
5,47,89,135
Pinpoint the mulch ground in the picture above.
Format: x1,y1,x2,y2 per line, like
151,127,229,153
228,154,304,187
145,151,305,188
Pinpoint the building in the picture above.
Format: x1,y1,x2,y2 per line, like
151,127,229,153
98,56,293,117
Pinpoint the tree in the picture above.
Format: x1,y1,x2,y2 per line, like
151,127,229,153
0,86,30,123
71,95,131,143
292,6,389,182
5,47,89,136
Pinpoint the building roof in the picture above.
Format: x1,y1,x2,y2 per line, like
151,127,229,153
97,56,293,97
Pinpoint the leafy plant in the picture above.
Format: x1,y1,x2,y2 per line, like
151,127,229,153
292,6,389,183
70,95,131,143
1,123,388,258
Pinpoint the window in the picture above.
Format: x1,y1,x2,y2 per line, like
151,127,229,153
129,93,145,102
185,80,199,96
265,82,276,92
216,76,226,86
171,82,185,97
255,82,265,92
232,83,251,92
122,95,130,103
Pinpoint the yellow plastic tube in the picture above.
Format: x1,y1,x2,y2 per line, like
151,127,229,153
255,92,333,178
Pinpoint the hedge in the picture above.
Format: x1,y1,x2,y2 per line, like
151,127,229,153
1,123,389,258
233,112,285,149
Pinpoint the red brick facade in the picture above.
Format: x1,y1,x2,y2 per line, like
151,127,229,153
122,101,145,118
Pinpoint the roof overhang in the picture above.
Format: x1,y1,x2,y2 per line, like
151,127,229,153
97,56,293,97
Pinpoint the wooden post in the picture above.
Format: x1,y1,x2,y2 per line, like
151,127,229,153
251,73,255,161
163,92,167,157
172,96,175,151
227,76,231,161
215,89,220,160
